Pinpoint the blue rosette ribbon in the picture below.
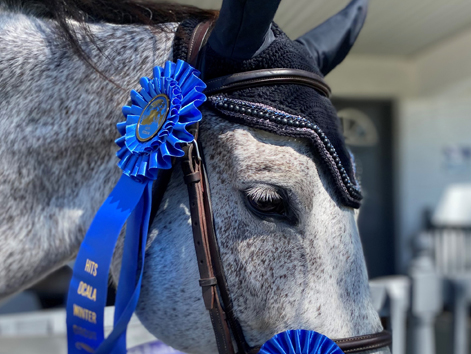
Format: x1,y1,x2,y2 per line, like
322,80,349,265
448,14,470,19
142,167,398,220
259,330,343,354
66,60,206,354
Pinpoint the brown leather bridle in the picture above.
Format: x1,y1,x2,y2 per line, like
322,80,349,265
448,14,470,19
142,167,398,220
151,20,392,354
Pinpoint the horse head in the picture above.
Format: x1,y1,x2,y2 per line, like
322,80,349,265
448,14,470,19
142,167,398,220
120,0,389,353
0,0,388,352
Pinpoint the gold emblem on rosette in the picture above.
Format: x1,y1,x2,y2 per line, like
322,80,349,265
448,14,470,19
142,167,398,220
136,94,170,142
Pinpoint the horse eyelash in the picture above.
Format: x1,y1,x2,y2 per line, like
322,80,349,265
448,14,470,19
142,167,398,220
245,186,283,202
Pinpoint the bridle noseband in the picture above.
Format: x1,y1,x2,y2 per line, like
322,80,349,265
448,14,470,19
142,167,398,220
152,20,392,354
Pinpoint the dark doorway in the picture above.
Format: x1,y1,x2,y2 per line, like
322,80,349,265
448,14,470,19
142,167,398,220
331,99,395,278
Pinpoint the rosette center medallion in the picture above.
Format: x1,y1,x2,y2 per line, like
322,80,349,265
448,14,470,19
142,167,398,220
136,94,170,142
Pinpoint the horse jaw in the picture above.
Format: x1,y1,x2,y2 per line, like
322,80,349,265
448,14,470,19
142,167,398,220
133,110,389,354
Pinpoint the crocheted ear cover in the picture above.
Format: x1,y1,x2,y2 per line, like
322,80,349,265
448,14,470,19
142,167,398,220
173,20,362,208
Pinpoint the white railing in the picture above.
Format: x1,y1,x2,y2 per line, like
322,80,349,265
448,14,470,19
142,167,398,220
0,307,157,353
433,228,471,275
370,276,410,354
430,228,471,354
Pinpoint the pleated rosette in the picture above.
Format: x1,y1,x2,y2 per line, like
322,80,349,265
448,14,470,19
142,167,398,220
259,330,343,354
115,60,206,182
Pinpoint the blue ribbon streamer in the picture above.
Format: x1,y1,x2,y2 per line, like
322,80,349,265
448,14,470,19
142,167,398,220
103,182,152,354
66,176,150,354
109,189,145,354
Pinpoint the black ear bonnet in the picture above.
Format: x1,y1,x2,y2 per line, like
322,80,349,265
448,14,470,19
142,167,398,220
173,19,363,208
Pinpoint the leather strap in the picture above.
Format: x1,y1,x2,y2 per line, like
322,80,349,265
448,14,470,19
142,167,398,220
204,68,331,97
182,136,235,354
182,21,235,354
188,20,213,68
199,146,251,354
187,20,251,354
333,329,392,353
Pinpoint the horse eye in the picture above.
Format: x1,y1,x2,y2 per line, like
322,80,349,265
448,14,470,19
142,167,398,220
245,190,286,216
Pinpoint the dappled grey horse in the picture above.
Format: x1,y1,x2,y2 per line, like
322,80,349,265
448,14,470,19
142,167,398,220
0,0,391,353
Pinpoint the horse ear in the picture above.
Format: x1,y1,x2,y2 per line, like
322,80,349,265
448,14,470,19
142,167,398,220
208,0,281,60
295,0,369,76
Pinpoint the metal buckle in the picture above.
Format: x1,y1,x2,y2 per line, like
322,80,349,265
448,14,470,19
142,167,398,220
191,139,202,162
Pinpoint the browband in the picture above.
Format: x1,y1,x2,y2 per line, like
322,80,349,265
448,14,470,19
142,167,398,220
204,68,331,97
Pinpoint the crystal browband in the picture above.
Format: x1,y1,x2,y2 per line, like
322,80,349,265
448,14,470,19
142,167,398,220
209,96,362,201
